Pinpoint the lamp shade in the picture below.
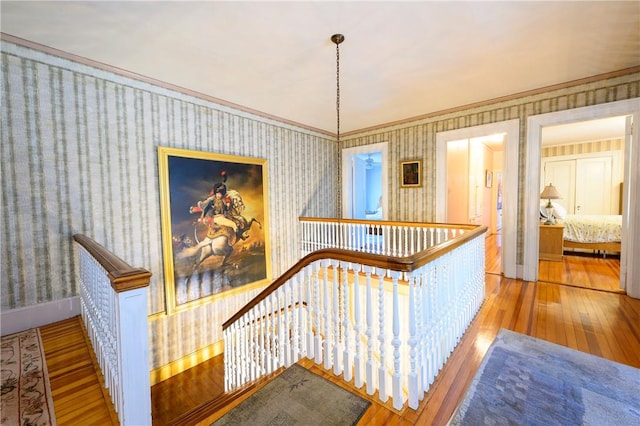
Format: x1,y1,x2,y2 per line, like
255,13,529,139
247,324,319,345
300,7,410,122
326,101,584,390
540,183,561,200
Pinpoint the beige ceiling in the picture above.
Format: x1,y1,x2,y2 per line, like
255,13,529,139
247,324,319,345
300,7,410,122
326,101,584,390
1,1,639,136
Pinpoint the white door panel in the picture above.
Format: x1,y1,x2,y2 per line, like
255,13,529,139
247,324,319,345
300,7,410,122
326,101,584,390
543,160,575,213
575,156,612,215
543,156,612,215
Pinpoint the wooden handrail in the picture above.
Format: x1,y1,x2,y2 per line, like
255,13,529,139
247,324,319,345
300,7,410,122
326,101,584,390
223,224,487,329
73,234,151,292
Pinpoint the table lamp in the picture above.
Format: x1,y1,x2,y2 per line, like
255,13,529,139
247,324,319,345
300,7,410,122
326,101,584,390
540,183,562,225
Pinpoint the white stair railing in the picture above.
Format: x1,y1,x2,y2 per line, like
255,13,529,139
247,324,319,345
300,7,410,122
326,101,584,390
73,234,151,426
223,220,486,411
299,217,468,257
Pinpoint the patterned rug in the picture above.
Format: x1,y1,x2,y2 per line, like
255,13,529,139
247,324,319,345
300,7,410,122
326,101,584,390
1,328,57,426
212,364,371,425
449,329,640,425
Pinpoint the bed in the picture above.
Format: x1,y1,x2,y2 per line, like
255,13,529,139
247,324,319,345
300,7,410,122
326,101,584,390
559,214,622,255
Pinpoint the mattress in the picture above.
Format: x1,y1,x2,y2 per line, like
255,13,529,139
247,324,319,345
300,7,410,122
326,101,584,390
560,214,622,243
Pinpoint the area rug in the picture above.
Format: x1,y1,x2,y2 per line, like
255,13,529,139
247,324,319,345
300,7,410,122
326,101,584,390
212,364,370,426
1,328,57,426
448,329,640,425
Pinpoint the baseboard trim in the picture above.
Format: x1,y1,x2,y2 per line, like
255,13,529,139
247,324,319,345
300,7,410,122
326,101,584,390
1,297,81,336
150,340,224,385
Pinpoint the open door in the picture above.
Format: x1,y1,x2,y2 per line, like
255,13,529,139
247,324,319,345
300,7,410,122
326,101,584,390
524,98,640,299
341,142,389,220
436,119,520,279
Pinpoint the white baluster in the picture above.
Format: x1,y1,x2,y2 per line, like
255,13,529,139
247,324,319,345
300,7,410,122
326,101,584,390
306,264,315,359
284,283,292,367
378,270,388,402
353,265,363,389
343,222,348,250
278,287,285,368
314,262,323,364
390,225,396,256
323,260,331,368
426,265,435,386
409,226,415,255
268,292,277,374
296,272,304,362
332,259,342,375
259,299,266,376
391,271,403,410
415,270,425,402
223,329,230,391
408,274,419,409
232,321,240,387
342,261,352,382
365,267,375,395
321,222,327,249
404,226,409,256
248,310,256,382
238,318,247,384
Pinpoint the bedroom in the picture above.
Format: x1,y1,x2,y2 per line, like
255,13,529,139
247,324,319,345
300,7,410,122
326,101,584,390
539,115,626,291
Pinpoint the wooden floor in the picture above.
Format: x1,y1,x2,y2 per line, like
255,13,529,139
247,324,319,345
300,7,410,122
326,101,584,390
39,316,119,425
486,233,622,293
39,235,639,425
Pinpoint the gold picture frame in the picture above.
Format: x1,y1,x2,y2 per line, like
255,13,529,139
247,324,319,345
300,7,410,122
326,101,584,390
400,160,422,188
485,170,493,188
158,147,271,314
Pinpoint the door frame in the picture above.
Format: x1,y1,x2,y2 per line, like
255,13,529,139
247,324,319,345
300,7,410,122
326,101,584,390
341,142,389,220
436,119,520,278
524,98,640,298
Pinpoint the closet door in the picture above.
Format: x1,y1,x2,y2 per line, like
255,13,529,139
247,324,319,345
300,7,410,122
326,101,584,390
575,156,612,215
543,160,576,213
543,156,613,215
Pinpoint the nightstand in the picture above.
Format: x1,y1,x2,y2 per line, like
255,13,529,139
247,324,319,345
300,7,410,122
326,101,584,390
539,223,564,261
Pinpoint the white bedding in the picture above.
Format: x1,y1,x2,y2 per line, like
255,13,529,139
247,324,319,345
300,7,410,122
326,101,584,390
560,215,622,243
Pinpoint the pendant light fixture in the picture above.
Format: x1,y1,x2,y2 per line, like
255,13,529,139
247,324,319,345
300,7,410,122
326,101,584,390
331,34,345,144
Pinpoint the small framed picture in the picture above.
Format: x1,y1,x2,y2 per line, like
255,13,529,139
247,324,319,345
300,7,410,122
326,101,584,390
485,170,493,188
400,160,421,188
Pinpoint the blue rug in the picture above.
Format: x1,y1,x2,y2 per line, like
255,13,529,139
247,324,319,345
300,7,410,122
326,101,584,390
449,329,640,425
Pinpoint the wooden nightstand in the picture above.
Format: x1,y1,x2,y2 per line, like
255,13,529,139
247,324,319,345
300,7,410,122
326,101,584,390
539,223,564,262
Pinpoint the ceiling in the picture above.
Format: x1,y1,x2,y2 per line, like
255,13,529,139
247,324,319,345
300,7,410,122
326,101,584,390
1,1,639,139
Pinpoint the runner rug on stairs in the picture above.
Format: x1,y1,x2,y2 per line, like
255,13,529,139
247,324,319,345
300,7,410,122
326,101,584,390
448,328,640,425
1,328,57,426
212,364,371,426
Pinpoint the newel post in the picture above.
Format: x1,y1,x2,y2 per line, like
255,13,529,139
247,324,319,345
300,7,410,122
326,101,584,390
114,283,151,426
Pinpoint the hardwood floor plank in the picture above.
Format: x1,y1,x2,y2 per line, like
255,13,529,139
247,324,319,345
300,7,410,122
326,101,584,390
39,316,119,425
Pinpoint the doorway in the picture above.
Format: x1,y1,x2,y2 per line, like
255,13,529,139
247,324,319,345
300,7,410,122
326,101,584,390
341,142,389,220
538,117,626,292
436,119,520,278
525,99,640,299
445,135,505,276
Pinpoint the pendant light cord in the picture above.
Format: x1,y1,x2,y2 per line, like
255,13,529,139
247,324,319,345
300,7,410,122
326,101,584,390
331,34,344,144
336,40,341,143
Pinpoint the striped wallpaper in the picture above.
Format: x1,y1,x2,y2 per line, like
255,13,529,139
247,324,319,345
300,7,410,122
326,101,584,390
1,41,338,367
542,138,623,157
342,76,639,265
2,37,639,369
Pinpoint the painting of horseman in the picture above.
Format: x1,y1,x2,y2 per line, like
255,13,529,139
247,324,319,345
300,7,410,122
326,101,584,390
158,147,272,313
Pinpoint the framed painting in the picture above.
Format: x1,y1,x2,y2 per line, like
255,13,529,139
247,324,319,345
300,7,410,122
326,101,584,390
485,170,493,188
158,147,271,314
400,160,422,188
